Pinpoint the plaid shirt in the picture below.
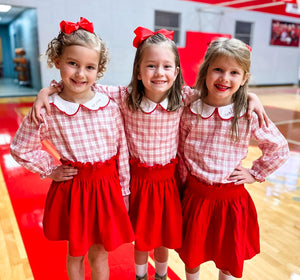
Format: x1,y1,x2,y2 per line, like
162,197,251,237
178,99,289,184
10,92,130,196
95,85,195,166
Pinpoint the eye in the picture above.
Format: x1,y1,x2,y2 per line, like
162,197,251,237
87,65,96,70
231,70,240,75
147,64,155,69
214,68,222,72
68,61,77,66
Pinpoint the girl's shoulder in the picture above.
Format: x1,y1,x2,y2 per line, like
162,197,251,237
48,92,111,116
181,86,201,106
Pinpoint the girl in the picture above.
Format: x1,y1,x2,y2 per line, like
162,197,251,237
10,18,134,280
30,27,268,280
177,37,289,280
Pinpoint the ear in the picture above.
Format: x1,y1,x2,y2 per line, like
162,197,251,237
174,66,180,81
54,59,60,69
241,72,250,86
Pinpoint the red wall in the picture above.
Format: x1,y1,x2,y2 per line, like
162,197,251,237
178,31,232,87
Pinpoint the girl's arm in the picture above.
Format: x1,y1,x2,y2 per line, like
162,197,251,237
114,106,131,197
11,113,77,180
229,116,289,184
10,114,57,177
30,82,124,125
30,85,59,125
177,108,191,187
247,92,269,127
182,87,269,127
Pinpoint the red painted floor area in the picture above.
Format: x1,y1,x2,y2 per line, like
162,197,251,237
0,101,181,279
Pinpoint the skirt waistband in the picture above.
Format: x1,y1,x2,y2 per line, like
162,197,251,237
60,156,117,178
186,174,245,199
130,158,177,179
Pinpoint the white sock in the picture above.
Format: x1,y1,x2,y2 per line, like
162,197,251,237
186,270,200,280
135,263,148,277
219,270,234,280
155,260,168,276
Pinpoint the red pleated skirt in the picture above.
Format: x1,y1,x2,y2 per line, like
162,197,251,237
129,158,182,251
43,156,135,257
177,175,260,278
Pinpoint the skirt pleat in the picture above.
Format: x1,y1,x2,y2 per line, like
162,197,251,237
43,156,135,257
177,175,260,278
129,159,182,251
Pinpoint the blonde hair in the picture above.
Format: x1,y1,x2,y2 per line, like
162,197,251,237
195,37,251,141
127,33,184,111
46,29,109,80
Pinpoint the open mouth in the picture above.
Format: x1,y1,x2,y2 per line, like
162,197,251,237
215,84,229,91
71,79,86,86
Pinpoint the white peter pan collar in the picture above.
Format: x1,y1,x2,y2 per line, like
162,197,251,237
140,96,170,113
49,92,110,115
189,99,246,120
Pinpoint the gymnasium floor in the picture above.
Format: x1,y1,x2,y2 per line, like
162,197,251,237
0,80,299,280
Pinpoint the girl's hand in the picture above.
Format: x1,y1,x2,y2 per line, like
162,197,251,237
227,166,256,185
123,195,130,212
47,165,78,182
247,92,269,128
30,80,63,125
29,87,55,125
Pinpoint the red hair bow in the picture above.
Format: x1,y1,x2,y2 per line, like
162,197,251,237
60,17,94,34
133,26,174,48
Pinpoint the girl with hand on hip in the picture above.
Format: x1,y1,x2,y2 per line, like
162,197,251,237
10,18,134,280
177,37,289,280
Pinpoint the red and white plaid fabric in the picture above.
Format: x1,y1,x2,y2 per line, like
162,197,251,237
178,99,289,184
10,92,130,195
95,85,195,166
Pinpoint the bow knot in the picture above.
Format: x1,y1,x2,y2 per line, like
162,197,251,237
60,17,94,34
133,26,174,48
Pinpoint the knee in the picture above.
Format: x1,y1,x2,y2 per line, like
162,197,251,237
88,244,108,270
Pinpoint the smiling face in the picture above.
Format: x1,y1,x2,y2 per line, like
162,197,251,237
204,55,248,107
55,45,100,102
137,44,179,103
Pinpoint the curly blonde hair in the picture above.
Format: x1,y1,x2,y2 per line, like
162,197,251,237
46,29,109,80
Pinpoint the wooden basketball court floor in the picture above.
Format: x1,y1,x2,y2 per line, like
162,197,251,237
0,85,299,280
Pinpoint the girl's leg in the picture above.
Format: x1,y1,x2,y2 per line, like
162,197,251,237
219,270,234,280
88,244,109,280
185,265,200,280
135,249,149,279
66,255,85,280
154,246,168,279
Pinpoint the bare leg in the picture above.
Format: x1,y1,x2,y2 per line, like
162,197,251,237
154,247,168,277
135,249,149,277
88,244,109,280
219,270,234,280
66,254,85,280
185,265,200,280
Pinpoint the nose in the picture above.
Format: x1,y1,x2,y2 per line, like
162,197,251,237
155,66,163,76
75,67,84,77
220,71,229,82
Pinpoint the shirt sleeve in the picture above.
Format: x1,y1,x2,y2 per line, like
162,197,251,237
249,115,289,182
93,84,127,107
10,114,57,178
177,107,191,185
181,86,201,106
113,106,130,196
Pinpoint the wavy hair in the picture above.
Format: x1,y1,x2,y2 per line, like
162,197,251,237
195,37,251,141
45,29,109,80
